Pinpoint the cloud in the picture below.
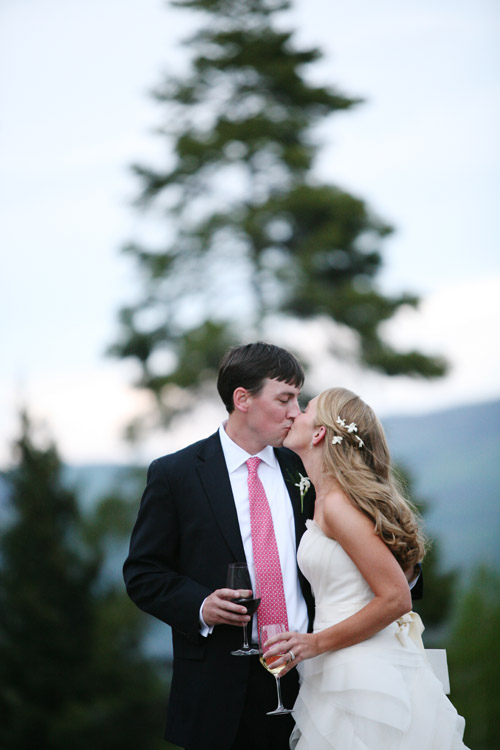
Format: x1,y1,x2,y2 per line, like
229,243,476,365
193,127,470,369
343,277,500,417
279,276,500,418
0,365,149,467
377,277,500,412
1,276,498,468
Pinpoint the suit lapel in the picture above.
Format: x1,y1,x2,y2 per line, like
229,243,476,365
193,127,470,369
275,447,316,630
195,437,312,562
196,432,246,562
275,449,312,548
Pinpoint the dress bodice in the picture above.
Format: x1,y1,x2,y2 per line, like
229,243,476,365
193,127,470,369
298,519,374,630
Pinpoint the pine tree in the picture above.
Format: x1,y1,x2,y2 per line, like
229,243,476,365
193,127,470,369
0,414,168,749
446,567,500,749
110,0,446,428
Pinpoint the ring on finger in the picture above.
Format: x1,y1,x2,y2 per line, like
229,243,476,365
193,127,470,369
288,650,296,662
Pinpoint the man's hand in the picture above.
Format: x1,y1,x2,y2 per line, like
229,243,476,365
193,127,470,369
202,588,252,627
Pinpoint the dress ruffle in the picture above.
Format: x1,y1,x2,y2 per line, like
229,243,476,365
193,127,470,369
290,642,468,749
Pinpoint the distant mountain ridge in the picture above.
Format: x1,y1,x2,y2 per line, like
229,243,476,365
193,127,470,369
382,399,500,573
2,400,499,576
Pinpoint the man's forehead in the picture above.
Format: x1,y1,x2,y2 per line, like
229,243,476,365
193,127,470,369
264,377,301,395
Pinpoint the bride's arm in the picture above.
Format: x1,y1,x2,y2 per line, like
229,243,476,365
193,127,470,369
265,491,411,674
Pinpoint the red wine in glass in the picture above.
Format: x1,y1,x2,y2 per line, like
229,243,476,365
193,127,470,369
231,595,261,617
227,563,261,656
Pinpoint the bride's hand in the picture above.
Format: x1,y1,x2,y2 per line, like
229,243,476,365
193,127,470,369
264,631,320,677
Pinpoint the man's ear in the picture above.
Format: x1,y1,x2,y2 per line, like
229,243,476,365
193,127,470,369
233,387,251,413
312,425,326,446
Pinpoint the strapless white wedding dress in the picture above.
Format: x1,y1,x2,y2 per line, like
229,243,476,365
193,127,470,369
290,520,469,750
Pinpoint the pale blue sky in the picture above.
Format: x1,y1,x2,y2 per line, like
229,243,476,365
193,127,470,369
1,0,499,464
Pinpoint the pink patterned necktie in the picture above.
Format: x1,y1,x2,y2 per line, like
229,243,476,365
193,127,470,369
246,457,289,632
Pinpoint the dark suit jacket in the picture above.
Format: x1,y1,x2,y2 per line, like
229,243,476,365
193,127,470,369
123,431,315,749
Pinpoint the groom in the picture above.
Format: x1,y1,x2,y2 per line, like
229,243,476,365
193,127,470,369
123,342,315,750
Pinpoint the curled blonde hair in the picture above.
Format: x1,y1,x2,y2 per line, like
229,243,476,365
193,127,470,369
316,387,426,570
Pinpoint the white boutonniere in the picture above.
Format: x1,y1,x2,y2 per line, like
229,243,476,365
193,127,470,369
294,472,311,513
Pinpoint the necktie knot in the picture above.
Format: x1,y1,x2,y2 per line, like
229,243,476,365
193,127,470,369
246,456,261,475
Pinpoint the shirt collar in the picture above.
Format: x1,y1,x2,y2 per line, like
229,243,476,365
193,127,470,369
219,422,278,474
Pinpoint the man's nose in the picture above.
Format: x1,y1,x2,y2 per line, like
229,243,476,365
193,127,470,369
288,399,301,418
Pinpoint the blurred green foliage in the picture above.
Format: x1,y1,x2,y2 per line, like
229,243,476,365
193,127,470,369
110,0,446,432
1,409,497,747
397,465,500,747
446,567,500,749
0,413,170,750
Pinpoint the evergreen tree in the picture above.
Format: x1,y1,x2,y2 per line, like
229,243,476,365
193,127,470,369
110,0,446,428
0,413,168,750
446,567,500,750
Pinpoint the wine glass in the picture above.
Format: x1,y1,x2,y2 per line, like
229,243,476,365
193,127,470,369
226,562,261,656
259,623,293,715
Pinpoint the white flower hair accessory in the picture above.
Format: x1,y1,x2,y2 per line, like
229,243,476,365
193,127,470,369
332,415,365,449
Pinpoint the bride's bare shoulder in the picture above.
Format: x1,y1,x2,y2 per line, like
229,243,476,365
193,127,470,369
322,489,369,541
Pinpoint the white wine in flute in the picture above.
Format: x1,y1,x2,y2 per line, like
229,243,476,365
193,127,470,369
259,654,285,676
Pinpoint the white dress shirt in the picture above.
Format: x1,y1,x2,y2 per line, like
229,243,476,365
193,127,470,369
216,423,309,641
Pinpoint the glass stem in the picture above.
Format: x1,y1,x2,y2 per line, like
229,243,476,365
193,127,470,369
275,676,285,709
242,623,250,649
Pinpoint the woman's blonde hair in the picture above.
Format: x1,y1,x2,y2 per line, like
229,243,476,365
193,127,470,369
316,387,427,570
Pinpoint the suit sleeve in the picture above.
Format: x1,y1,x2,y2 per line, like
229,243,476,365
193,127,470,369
410,563,424,600
123,458,211,636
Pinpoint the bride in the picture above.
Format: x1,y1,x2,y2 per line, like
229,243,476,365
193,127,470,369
265,387,469,749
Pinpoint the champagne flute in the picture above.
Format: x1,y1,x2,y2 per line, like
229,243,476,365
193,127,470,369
227,562,261,656
259,623,293,715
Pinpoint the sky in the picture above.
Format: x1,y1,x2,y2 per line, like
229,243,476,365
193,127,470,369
1,0,499,466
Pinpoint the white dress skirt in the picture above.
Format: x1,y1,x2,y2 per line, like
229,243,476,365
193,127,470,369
290,520,469,750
